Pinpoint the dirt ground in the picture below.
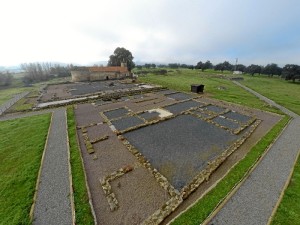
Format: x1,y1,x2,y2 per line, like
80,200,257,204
74,89,281,225
40,80,140,102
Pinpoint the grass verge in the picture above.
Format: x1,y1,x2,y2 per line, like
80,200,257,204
241,75,300,115
138,71,281,114
67,106,94,225
271,153,300,225
171,115,290,225
0,114,51,225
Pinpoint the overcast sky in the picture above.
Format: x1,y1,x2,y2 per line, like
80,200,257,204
1,0,300,67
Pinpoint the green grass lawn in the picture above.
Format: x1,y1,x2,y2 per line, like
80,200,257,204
0,87,32,105
241,75,300,115
171,115,289,225
67,107,94,225
138,69,281,114
0,114,51,225
0,76,70,106
271,155,300,225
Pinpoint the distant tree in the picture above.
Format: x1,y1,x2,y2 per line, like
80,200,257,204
135,65,143,69
0,71,13,86
21,62,71,83
195,61,203,70
196,60,213,71
203,60,213,71
144,64,151,69
108,47,135,71
168,63,180,69
262,63,282,77
151,63,156,68
246,64,262,76
236,64,246,72
214,63,225,72
214,61,233,72
282,64,300,82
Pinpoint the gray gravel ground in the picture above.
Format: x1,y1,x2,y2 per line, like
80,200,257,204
204,105,227,114
33,108,72,225
112,115,145,131
212,116,240,130
70,81,136,96
164,100,203,115
124,115,238,190
208,82,300,225
223,111,252,124
165,92,194,101
104,107,130,119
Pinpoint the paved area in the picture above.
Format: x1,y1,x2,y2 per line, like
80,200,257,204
0,92,29,116
208,82,300,225
33,108,73,225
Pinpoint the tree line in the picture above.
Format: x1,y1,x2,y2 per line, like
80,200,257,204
134,61,300,82
0,71,13,87
20,63,72,84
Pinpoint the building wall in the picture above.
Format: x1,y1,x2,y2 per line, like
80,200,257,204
71,70,129,82
71,71,90,82
90,72,115,81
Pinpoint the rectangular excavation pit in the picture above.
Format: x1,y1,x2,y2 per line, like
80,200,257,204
190,108,214,119
111,116,145,132
212,116,241,130
204,105,227,114
223,111,253,124
123,114,245,190
164,100,204,115
165,92,194,101
104,167,171,225
103,107,130,120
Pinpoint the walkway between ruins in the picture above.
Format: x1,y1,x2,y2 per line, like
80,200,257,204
0,105,74,224
32,108,73,225
207,81,300,225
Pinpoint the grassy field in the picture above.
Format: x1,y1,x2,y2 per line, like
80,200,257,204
138,69,281,114
271,154,300,225
0,86,33,105
67,107,94,225
241,75,300,115
0,76,70,109
0,114,51,225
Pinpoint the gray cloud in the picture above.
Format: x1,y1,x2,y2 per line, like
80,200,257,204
0,0,300,66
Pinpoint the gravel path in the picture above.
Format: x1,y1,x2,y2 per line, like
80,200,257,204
208,81,300,225
33,108,73,225
0,91,29,116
